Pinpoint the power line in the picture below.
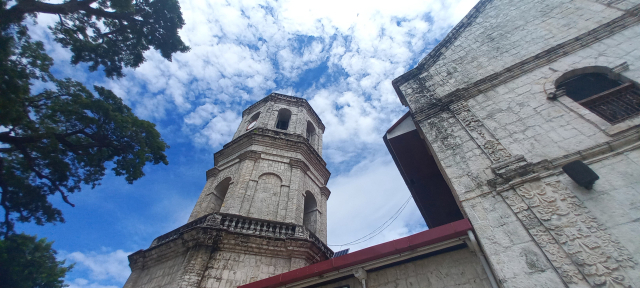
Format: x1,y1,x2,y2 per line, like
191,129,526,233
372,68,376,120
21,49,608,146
328,196,412,248
341,198,411,246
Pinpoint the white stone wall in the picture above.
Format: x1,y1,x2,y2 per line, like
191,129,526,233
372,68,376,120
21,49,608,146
188,154,328,242
556,151,640,285
123,249,188,288
400,0,628,109
466,24,640,163
199,250,293,288
314,248,492,288
453,20,640,285
396,0,640,286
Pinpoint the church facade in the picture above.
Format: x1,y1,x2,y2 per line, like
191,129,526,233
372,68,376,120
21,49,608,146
124,0,640,287
386,0,640,286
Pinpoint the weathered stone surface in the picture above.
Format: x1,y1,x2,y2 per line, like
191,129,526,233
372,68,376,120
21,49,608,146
124,213,332,288
314,248,492,288
395,0,640,287
126,94,332,288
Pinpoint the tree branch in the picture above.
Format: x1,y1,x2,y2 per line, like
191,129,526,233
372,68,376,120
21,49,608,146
3,0,138,26
99,25,127,37
0,132,44,145
17,147,76,207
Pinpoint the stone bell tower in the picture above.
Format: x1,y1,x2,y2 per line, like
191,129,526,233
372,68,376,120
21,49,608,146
124,93,333,288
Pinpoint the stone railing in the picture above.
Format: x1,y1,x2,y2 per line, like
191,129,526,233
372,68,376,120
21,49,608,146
149,213,333,258
150,214,211,246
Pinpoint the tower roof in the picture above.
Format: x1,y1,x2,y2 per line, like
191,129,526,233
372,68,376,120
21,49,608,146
243,93,325,132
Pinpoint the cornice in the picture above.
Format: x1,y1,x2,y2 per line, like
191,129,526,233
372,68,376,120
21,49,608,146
289,159,311,173
214,128,331,184
129,213,334,269
395,3,640,122
320,186,331,199
242,93,325,132
488,127,640,190
205,167,220,181
391,0,493,106
237,150,261,161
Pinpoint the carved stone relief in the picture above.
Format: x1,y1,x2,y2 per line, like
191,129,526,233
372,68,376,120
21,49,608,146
502,180,636,287
424,112,461,150
502,190,587,287
451,102,512,163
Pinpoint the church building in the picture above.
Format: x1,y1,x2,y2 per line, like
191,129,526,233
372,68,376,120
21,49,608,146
124,0,640,287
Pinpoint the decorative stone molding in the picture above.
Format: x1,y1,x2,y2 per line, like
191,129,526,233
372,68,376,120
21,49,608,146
205,167,220,181
149,212,333,259
238,151,261,162
214,128,330,183
320,186,331,199
181,228,222,248
290,159,311,173
501,180,637,287
611,62,630,74
451,102,513,163
490,155,530,178
425,112,462,150
402,4,640,122
490,128,640,191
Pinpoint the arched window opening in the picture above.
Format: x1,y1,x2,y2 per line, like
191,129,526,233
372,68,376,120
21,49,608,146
212,177,232,213
246,112,260,131
306,121,316,143
557,72,640,124
303,191,318,234
275,108,291,130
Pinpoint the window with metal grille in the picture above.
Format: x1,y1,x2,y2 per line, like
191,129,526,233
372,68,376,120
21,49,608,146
557,73,640,124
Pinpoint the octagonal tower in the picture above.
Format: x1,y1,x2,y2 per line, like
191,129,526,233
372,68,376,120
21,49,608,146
124,93,333,288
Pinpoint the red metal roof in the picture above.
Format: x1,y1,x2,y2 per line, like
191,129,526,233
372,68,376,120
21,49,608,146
239,219,472,288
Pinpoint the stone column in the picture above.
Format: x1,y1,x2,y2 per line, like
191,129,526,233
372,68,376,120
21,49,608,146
175,229,220,287
287,160,309,225
175,246,213,287
223,151,260,215
188,168,220,221
319,187,331,243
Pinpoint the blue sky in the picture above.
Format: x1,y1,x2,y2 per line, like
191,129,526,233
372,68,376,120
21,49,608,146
16,0,477,287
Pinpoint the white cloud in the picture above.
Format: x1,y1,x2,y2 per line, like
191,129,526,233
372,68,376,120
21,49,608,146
64,249,132,283
327,154,425,251
25,0,477,267
28,0,478,157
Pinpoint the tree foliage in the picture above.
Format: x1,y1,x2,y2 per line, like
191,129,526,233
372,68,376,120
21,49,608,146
0,28,170,234
1,0,190,78
0,233,72,288
0,0,188,235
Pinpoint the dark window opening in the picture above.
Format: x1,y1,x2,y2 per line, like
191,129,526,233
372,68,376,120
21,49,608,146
557,72,640,124
306,121,316,143
303,191,318,234
275,108,291,130
211,177,232,213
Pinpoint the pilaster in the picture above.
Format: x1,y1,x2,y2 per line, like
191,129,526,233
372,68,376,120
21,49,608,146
288,159,310,225
226,151,260,215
